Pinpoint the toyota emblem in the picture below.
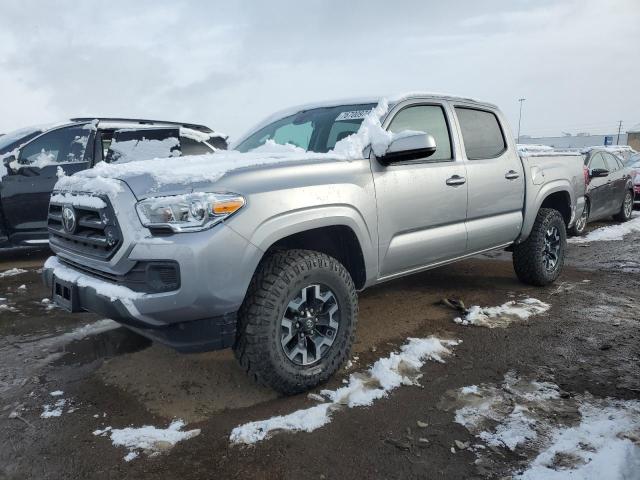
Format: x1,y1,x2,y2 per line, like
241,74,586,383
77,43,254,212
62,206,77,233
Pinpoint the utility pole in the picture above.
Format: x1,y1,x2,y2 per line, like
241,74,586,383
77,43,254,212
517,98,526,143
616,120,623,145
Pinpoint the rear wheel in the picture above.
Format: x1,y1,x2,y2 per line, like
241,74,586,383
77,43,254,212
234,249,357,395
613,191,633,222
569,201,589,236
513,208,567,286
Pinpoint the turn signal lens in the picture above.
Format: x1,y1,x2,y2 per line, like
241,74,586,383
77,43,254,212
212,198,245,216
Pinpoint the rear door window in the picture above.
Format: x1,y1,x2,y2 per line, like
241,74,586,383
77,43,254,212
180,136,214,156
106,128,180,164
455,107,506,160
387,105,452,161
606,153,619,172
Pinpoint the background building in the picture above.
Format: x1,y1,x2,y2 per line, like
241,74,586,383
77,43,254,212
518,133,629,149
628,124,640,151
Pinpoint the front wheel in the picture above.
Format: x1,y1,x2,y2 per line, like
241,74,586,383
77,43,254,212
234,249,358,395
569,202,589,236
513,208,567,286
613,190,633,222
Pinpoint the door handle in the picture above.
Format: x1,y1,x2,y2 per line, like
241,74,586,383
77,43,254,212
505,170,520,180
445,175,466,186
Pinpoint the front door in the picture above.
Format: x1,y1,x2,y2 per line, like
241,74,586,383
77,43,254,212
372,102,468,279
0,125,91,242
586,152,610,220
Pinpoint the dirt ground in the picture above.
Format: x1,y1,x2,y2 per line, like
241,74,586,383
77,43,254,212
0,220,638,480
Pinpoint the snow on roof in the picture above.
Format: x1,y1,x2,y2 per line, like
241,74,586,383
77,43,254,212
628,123,640,133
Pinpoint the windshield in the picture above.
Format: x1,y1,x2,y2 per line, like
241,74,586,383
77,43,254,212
0,126,44,154
235,103,376,153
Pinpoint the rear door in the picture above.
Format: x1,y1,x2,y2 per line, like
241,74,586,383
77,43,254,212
453,105,525,252
586,152,610,219
603,153,628,213
0,125,91,241
105,128,181,164
372,101,468,278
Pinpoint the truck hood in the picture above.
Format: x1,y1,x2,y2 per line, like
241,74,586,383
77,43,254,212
53,144,347,200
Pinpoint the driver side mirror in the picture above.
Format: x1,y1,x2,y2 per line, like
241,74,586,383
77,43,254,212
2,154,17,175
590,168,609,178
379,133,437,165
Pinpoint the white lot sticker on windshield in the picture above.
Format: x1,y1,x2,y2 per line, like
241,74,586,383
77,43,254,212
335,110,372,121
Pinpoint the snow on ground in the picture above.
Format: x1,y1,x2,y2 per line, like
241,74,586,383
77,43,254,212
230,336,459,445
63,319,120,341
41,398,67,418
0,268,28,278
570,213,640,243
93,420,201,461
0,300,18,313
449,373,640,479
453,298,550,328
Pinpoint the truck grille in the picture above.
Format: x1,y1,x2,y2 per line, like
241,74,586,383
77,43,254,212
48,194,122,259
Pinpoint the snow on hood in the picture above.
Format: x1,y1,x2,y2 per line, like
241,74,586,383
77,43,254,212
54,99,410,197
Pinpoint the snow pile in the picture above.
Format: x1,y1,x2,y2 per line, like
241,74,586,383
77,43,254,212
41,398,67,418
450,373,640,479
332,99,392,157
453,298,550,328
569,213,640,243
44,257,143,306
49,192,107,209
93,419,201,461
230,336,459,445
0,268,28,278
518,401,640,479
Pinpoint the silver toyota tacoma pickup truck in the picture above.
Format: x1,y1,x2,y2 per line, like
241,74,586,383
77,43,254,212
44,93,586,394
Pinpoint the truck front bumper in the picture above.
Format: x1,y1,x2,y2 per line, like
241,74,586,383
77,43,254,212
43,223,263,353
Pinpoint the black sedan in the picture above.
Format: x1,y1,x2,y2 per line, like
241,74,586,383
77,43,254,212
571,148,635,235
0,118,227,248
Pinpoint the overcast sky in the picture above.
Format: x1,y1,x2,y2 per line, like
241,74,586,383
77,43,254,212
1,0,639,140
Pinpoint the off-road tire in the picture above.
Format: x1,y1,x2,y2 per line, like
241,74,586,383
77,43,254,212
513,208,566,286
569,201,589,236
613,190,633,222
233,249,358,395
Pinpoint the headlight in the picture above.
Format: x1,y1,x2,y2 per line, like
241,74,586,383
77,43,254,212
136,192,245,232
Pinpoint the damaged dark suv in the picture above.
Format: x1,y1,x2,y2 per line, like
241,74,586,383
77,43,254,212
0,118,226,248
